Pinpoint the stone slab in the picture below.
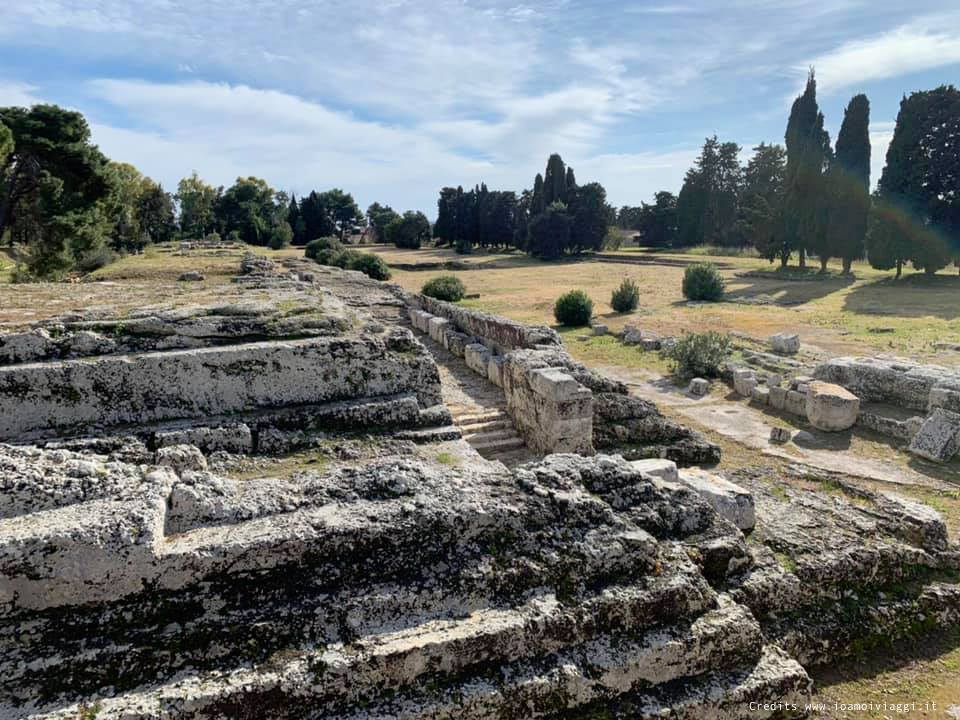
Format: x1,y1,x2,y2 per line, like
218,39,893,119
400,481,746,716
908,408,960,463
805,381,859,432
678,468,756,531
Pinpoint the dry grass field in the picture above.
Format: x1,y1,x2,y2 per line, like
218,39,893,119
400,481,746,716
373,243,960,366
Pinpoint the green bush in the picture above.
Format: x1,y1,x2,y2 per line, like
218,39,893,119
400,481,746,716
663,331,730,379
305,236,343,261
422,275,466,302
553,290,593,326
348,252,391,280
610,277,640,313
75,246,117,273
682,262,725,301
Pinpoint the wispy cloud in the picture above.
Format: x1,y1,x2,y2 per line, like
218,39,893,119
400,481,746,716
808,16,960,95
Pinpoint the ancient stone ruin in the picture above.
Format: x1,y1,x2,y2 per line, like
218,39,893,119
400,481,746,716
1,255,959,719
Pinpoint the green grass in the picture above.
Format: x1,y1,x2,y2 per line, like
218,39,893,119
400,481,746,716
559,331,673,375
434,451,458,466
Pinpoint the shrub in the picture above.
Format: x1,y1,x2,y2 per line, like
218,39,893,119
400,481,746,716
203,231,222,244
610,277,640,313
305,236,343,261
348,252,391,280
75,246,117,273
422,275,466,302
663,331,730,379
682,262,725,301
553,290,593,326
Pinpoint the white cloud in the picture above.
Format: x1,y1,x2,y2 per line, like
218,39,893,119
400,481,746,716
808,18,960,95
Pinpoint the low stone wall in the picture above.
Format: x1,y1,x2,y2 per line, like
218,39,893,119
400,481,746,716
409,304,719,463
408,293,560,352
813,356,958,411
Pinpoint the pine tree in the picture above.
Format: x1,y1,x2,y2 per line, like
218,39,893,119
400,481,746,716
782,69,831,269
827,95,871,274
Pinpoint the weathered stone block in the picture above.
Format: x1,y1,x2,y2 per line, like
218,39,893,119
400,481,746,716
592,324,608,336
427,316,450,344
784,390,807,416
769,426,791,443
769,386,788,410
640,337,662,351
678,468,756,531
487,354,506,388
630,458,679,482
769,332,800,355
908,408,960,463
805,381,859,431
155,424,254,454
464,343,491,376
688,378,709,396
733,368,757,397
751,386,770,406
528,367,588,402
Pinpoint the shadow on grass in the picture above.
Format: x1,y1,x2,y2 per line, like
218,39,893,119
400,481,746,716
724,270,856,307
842,273,960,320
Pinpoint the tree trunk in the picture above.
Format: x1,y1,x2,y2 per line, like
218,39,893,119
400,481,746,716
798,248,806,269
820,256,828,272
780,251,789,268
896,259,902,279
842,257,852,275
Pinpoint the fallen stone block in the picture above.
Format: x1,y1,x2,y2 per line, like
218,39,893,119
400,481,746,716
769,427,791,443
592,324,608,336
766,374,782,388
908,408,960,463
751,386,770,406
177,272,205,282
155,424,254,455
630,458,679,482
155,444,208,473
805,381,859,432
640,337,662,351
688,378,709,396
678,468,756,531
769,333,800,355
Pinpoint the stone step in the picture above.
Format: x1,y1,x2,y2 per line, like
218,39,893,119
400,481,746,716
457,418,514,434
455,410,510,426
462,427,520,444
472,436,526,454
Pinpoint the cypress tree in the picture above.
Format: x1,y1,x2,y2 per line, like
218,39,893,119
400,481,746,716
543,153,567,204
782,69,831,269
565,166,577,193
828,95,871,274
532,173,545,215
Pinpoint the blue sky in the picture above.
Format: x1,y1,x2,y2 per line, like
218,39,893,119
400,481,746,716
2,1,959,217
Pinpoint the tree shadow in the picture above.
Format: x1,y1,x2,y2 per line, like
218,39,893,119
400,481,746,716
722,271,856,307
842,273,960,320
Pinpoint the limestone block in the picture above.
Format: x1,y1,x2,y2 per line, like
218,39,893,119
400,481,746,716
769,333,800,355
444,331,472,358
640,337,662,351
409,309,432,333
155,444,209,473
464,343,491,376
766,374,783,388
928,383,960,414
688,378,709,396
487,355,506,388
156,424,254,455
769,426,791,443
622,325,643,345
0,328,55,364
751,386,770,406
678,468,756,531
528,367,588,402
592,325,609,336
805,381,859,431
908,408,960,463
427,316,450,344
630,458,679,482
769,386,788,410
178,272,205,282
784,390,807,416
789,375,813,391
62,330,117,357
733,368,757,397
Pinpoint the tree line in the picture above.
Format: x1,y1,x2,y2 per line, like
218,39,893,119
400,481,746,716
618,74,960,276
0,103,391,280
432,153,615,258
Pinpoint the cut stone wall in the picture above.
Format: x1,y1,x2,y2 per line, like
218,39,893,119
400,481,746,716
408,303,719,463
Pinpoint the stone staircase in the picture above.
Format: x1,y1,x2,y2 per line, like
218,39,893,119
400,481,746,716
453,406,533,465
